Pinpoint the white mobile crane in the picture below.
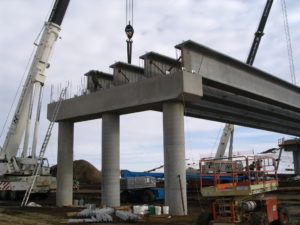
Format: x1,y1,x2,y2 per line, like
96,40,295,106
0,0,70,200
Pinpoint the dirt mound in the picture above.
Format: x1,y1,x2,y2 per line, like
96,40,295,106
51,160,101,185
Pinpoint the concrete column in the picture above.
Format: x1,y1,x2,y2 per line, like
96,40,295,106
56,121,74,207
293,151,300,174
101,113,120,207
163,102,187,215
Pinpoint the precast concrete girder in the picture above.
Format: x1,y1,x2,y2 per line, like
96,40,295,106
140,52,300,118
48,40,300,137
203,86,300,123
175,40,300,110
138,50,300,136
140,51,182,77
110,62,145,85
186,102,300,136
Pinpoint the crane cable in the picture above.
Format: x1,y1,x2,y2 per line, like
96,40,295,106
281,0,296,85
125,0,134,64
125,0,133,27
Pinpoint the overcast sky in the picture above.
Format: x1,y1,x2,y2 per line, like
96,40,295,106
0,0,299,171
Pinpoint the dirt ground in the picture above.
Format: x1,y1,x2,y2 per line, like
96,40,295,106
0,187,299,225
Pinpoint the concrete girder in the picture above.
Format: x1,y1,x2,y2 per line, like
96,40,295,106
139,52,300,122
140,51,182,77
48,59,300,136
185,107,299,136
186,102,300,136
110,62,145,86
175,40,300,110
203,86,300,123
138,51,300,136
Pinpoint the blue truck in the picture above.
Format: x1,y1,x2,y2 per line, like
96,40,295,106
120,170,165,203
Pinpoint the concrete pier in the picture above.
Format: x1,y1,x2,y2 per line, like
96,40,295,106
101,113,120,207
163,102,187,215
56,122,74,207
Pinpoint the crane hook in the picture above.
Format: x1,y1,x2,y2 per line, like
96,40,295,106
125,23,134,40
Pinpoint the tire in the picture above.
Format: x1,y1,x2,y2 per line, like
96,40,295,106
141,189,155,203
275,207,289,225
121,191,130,203
0,190,8,200
250,212,269,225
8,191,18,201
196,213,212,225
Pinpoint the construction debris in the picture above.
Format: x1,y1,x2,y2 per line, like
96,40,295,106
67,215,112,223
116,210,141,221
77,207,114,217
27,202,42,207
65,206,142,223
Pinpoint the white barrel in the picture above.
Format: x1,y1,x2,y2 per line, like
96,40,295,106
155,206,161,215
133,205,140,214
163,206,169,215
141,205,149,214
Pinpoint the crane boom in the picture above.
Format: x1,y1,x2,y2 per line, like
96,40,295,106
246,0,273,66
215,0,273,159
0,0,69,164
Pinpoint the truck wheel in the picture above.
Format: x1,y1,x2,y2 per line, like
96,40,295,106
121,191,130,203
8,191,18,201
276,207,289,225
250,212,269,225
196,212,212,225
0,191,8,200
141,189,155,203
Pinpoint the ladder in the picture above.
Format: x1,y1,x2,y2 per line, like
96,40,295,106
21,88,66,207
213,199,236,223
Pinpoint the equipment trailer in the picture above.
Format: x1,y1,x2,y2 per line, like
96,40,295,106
120,170,165,203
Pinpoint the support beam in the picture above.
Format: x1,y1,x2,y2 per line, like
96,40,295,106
48,71,202,122
176,40,300,110
56,121,74,207
101,113,120,207
163,102,187,215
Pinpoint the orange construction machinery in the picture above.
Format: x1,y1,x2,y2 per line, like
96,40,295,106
197,156,289,225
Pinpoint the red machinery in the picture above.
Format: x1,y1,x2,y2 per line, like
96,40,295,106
197,156,289,225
